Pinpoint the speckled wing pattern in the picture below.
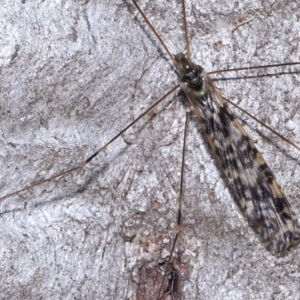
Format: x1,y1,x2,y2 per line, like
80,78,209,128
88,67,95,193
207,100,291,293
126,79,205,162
175,53,300,252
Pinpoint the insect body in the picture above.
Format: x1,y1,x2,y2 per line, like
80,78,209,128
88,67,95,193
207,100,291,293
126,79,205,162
175,52,300,252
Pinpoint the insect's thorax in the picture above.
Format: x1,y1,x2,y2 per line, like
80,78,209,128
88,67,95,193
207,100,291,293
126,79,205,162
174,53,206,99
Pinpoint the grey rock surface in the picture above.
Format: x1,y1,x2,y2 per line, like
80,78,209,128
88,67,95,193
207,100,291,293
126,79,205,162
0,0,300,299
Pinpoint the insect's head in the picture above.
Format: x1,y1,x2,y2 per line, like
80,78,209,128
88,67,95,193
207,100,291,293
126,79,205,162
174,53,204,89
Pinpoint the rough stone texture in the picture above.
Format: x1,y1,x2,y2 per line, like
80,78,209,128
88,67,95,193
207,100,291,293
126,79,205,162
0,0,300,299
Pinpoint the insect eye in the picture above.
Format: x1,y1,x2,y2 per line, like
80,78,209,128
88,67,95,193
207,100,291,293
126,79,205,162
184,64,191,72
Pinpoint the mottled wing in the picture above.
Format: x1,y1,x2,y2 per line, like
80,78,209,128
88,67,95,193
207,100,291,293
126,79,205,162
181,70,300,252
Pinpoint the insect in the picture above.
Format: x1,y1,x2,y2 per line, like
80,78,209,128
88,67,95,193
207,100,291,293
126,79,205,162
1,0,300,299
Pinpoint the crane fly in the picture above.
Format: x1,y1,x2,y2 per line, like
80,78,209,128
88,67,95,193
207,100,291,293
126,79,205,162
1,0,300,299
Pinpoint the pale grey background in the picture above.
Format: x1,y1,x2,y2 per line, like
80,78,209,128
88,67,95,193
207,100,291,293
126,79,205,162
0,0,300,299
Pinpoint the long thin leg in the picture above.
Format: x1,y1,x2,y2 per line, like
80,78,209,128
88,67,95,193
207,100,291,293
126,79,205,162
156,111,189,300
